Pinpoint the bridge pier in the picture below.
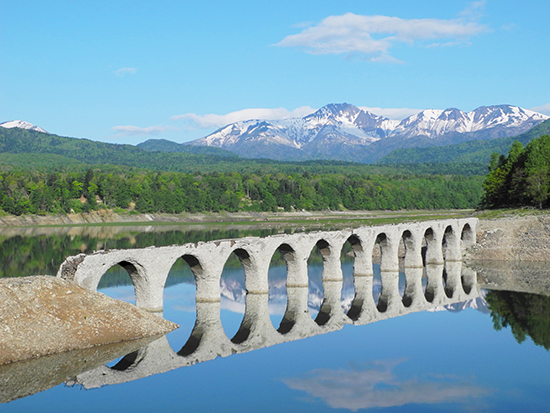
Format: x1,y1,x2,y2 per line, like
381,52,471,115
443,261,462,299
348,275,377,324
425,226,445,265
402,267,425,309
182,301,233,359
425,264,446,305
403,229,424,268
232,292,279,347
377,270,401,315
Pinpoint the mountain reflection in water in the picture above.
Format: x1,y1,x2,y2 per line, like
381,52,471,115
2,225,550,412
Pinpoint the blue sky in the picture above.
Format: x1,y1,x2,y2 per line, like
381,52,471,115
1,0,549,145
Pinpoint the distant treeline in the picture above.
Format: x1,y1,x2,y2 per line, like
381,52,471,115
483,134,550,208
0,169,484,216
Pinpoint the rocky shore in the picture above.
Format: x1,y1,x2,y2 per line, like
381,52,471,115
0,276,178,365
466,213,550,262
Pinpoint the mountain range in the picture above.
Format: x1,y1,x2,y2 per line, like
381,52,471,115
136,103,548,163
3,102,548,166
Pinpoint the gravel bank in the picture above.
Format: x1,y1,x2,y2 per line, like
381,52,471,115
467,214,550,262
0,276,178,365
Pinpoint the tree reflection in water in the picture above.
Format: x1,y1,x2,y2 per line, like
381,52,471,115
486,290,550,349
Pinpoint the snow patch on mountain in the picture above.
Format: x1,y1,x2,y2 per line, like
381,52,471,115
0,120,48,133
427,290,489,314
189,103,548,158
392,105,548,138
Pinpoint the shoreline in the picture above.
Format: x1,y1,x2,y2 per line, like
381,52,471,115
0,208,475,229
2,207,550,263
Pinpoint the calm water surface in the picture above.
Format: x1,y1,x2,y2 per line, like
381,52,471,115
1,224,549,412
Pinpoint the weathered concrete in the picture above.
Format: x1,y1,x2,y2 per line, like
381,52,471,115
57,218,478,312
0,276,178,365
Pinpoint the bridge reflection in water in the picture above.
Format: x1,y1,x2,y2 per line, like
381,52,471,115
58,218,479,389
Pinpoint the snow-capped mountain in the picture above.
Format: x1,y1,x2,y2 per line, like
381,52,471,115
0,120,48,133
428,289,489,314
193,103,395,156
187,103,548,163
391,105,547,139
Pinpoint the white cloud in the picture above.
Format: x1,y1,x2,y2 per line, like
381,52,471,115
283,360,490,411
275,6,488,61
531,103,550,116
360,106,423,120
111,124,173,137
115,67,137,77
171,106,316,129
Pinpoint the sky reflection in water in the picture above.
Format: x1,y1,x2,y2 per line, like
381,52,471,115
3,260,550,412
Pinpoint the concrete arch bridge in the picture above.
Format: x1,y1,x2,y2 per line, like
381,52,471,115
58,218,477,369
69,258,481,389
58,217,477,311
58,218,477,316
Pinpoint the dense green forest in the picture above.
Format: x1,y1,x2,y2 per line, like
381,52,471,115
378,119,550,165
486,290,550,350
482,134,550,208
0,168,483,216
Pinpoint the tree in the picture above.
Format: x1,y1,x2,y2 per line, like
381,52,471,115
523,135,550,208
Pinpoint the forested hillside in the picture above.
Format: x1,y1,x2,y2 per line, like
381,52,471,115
0,127,489,216
0,126,487,175
487,290,550,350
483,134,550,208
0,127,240,172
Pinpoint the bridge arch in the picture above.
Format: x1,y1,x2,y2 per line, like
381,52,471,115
57,218,479,317
159,253,202,355
107,349,143,372
181,254,205,279
310,238,340,327
268,243,295,334
219,248,251,341
372,231,400,313
341,234,363,318
97,259,149,307
442,225,460,298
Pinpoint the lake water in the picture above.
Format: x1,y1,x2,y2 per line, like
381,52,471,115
1,224,550,412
